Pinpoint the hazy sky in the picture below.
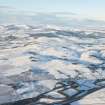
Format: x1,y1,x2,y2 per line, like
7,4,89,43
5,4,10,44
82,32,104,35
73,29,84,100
0,0,105,20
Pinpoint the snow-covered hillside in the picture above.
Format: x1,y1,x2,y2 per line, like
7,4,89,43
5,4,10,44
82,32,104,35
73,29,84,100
0,25,105,105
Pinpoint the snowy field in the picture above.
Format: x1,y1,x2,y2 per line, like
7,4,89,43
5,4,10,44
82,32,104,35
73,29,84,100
0,25,105,105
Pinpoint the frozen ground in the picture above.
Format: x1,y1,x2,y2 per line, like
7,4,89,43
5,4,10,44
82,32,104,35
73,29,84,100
0,25,105,105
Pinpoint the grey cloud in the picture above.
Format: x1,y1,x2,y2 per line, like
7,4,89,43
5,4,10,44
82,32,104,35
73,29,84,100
0,5,15,9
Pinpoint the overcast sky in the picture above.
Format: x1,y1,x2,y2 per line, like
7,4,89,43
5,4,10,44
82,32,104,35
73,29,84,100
0,0,105,20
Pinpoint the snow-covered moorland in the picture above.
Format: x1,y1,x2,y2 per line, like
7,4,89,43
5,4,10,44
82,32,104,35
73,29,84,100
0,25,105,105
